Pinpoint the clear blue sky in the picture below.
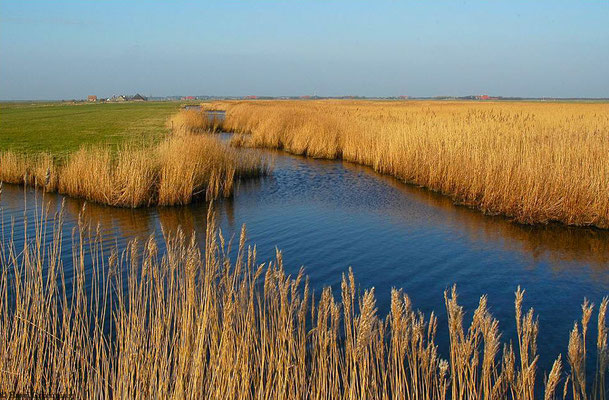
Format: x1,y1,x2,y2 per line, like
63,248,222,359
1,0,607,99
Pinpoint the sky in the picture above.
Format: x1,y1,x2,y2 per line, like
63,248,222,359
0,1,608,100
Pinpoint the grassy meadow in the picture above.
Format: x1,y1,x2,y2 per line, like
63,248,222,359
0,103,268,206
0,101,189,156
221,100,609,228
0,202,606,399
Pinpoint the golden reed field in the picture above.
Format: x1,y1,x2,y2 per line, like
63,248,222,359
0,110,267,207
219,100,609,228
0,203,606,399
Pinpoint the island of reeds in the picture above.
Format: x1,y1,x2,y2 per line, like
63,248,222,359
0,202,606,399
0,107,268,207
219,100,609,228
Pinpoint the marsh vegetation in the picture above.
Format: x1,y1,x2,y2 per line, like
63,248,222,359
168,108,224,134
223,100,609,228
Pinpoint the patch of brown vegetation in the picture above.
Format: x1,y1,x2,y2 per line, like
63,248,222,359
223,100,609,228
168,109,223,134
0,135,267,207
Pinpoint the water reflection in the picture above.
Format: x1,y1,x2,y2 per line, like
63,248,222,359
63,196,155,245
347,161,609,272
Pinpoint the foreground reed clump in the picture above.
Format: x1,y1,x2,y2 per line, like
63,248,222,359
223,100,609,228
0,135,267,207
0,202,607,399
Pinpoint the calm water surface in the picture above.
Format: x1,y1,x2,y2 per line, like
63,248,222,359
2,129,609,375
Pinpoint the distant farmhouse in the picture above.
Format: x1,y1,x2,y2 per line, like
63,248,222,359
106,94,148,102
131,93,147,101
87,95,97,102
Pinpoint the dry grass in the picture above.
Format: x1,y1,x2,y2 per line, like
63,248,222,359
202,101,232,112
222,100,609,228
155,135,257,205
168,109,223,134
0,152,31,184
0,201,607,399
0,135,267,207
0,152,58,191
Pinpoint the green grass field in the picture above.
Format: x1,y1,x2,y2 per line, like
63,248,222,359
0,101,192,156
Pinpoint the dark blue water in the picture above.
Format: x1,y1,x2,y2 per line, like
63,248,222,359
2,140,609,379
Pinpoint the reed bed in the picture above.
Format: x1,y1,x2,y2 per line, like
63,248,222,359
169,108,223,134
0,135,267,207
0,201,607,399
222,100,609,228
